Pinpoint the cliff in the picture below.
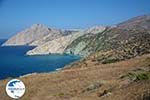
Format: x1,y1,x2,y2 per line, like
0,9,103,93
26,26,106,55
2,24,63,46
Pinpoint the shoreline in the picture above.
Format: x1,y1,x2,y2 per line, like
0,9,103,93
0,54,81,80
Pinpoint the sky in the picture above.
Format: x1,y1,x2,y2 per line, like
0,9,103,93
0,0,150,38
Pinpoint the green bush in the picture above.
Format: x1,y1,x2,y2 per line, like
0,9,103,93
136,72,150,80
121,71,150,81
58,92,65,97
101,58,119,64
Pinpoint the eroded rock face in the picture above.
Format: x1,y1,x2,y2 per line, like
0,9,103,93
26,26,106,55
64,26,108,57
2,24,63,46
84,26,106,34
26,30,84,55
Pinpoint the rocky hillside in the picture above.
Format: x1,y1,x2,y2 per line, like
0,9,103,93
117,15,150,30
64,27,110,57
26,30,84,55
65,15,150,62
2,15,150,59
2,24,63,46
26,26,106,55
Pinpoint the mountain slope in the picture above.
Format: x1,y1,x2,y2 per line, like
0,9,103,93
117,15,150,30
2,24,63,46
26,31,84,55
65,15,150,62
26,26,106,55
0,53,150,100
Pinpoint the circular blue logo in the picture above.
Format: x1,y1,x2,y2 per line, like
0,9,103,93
6,79,25,99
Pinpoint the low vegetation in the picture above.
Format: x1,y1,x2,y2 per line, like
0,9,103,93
121,70,150,81
0,54,150,100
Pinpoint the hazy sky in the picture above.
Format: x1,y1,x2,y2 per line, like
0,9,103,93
0,0,150,38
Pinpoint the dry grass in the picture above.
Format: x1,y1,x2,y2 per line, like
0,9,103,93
0,54,150,100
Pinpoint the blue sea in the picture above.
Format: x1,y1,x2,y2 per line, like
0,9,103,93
0,39,80,80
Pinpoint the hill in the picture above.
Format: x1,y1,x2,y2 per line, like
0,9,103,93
0,54,150,100
26,26,106,55
2,24,64,46
0,15,150,100
65,15,150,63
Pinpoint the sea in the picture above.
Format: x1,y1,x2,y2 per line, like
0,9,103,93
0,39,80,80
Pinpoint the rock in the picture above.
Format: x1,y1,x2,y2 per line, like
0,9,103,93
64,26,106,57
26,26,106,56
26,30,84,55
86,83,102,91
97,90,111,97
84,26,106,34
2,24,63,46
82,82,102,93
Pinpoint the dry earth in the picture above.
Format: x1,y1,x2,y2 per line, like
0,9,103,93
0,54,150,100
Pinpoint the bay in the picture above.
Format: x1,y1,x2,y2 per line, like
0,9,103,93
0,40,80,80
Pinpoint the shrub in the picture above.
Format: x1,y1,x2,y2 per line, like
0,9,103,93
58,92,65,97
121,71,150,81
101,58,119,64
136,72,150,80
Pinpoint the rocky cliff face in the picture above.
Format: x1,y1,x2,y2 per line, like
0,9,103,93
26,26,106,55
2,24,63,46
26,31,84,55
64,26,107,56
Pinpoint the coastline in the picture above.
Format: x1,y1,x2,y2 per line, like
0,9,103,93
0,54,149,100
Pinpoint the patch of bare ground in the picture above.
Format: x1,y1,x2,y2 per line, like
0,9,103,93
0,54,150,100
